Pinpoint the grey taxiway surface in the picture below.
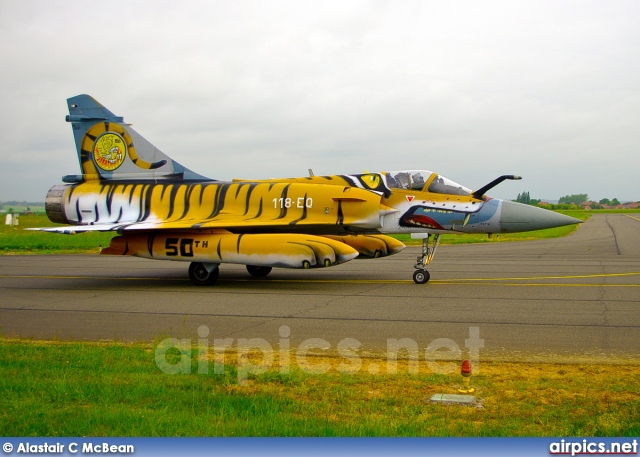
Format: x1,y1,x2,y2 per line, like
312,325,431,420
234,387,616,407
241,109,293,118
1,214,639,363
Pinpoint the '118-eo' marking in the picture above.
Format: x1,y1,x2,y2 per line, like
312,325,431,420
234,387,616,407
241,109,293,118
273,197,313,209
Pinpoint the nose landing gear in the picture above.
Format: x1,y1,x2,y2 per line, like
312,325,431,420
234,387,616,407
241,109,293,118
413,233,441,284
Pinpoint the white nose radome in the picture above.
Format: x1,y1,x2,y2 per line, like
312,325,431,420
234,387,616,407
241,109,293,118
499,200,582,233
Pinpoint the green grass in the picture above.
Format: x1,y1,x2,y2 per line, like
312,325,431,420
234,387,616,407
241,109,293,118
1,339,638,437
0,214,114,254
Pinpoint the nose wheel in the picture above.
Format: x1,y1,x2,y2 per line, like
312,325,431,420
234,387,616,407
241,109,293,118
413,269,430,284
412,233,440,284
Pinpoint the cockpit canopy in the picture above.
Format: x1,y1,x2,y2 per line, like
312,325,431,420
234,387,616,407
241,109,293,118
385,170,471,196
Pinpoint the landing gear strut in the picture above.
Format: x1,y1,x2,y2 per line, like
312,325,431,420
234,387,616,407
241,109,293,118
188,262,219,286
413,233,441,284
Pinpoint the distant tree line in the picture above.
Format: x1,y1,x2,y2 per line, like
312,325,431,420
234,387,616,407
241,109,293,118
598,197,621,206
515,191,540,206
517,192,588,209
1,201,45,206
513,192,635,210
558,194,588,206
515,192,531,204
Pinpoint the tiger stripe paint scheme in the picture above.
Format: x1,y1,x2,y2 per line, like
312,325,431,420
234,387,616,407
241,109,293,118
34,95,582,285
48,180,383,232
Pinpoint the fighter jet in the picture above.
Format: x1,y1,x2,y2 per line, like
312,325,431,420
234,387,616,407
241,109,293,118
35,95,581,285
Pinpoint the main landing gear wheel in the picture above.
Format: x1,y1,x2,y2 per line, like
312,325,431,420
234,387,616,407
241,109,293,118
246,265,272,277
413,269,430,284
188,262,219,286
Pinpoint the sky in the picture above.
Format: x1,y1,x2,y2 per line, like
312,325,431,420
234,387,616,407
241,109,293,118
1,0,638,203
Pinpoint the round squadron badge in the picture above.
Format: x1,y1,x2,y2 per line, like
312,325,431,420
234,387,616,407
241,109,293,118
93,132,127,171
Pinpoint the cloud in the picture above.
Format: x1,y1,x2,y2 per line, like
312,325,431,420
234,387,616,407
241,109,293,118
1,0,639,202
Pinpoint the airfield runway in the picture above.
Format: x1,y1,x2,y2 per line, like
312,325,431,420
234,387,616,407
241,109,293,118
1,214,639,363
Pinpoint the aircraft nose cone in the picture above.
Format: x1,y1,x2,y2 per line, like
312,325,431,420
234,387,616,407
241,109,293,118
500,200,582,233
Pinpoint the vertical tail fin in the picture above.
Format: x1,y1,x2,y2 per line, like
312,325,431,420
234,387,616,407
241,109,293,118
63,94,212,183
